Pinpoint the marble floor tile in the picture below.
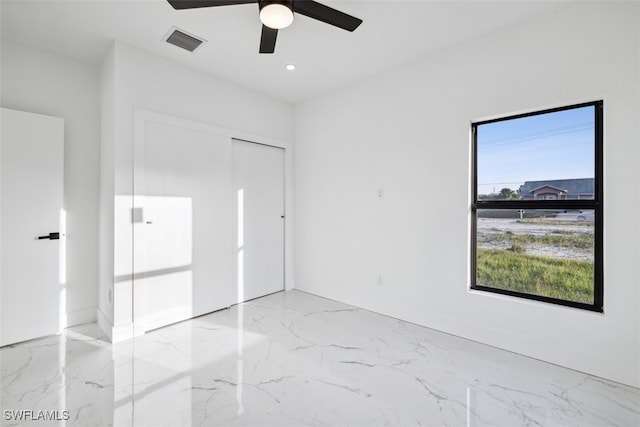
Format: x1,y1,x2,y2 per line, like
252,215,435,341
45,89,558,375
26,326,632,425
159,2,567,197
1,290,639,426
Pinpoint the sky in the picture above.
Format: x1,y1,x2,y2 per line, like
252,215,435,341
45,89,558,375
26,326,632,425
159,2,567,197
476,105,595,196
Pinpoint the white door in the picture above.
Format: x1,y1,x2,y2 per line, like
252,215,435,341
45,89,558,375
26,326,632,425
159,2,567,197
133,121,233,333
0,108,64,347
232,139,284,303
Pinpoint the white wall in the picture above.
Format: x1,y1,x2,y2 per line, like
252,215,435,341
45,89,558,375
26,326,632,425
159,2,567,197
100,42,294,336
1,41,100,326
294,1,640,387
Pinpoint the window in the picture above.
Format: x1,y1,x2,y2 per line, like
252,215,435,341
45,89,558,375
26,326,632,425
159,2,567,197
471,101,603,312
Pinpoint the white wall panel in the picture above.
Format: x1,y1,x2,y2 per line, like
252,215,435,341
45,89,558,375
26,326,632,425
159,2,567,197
100,42,294,338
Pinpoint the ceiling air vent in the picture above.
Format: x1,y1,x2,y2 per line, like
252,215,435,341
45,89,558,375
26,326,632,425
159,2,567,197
164,27,206,53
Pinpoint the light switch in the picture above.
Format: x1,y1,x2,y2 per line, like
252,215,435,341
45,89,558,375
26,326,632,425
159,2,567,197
132,207,144,223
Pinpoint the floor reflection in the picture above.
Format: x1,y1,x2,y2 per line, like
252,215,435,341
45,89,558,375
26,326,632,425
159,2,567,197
1,290,639,426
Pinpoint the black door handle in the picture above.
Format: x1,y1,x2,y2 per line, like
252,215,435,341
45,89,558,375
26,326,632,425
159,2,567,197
37,232,60,240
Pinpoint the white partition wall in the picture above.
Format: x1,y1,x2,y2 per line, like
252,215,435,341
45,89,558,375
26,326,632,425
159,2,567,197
98,42,294,341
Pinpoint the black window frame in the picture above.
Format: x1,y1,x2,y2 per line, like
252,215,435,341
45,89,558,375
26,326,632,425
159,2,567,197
471,100,603,312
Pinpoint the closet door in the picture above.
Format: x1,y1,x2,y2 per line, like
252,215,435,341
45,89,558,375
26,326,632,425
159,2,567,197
232,139,285,303
133,121,233,332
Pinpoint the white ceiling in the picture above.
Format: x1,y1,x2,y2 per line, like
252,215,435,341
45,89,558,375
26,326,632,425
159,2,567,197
1,0,571,103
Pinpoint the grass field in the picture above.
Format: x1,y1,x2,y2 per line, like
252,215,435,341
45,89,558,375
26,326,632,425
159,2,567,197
476,249,594,304
492,230,593,250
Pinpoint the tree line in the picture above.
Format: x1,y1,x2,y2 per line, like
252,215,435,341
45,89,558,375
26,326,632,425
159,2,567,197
478,187,521,200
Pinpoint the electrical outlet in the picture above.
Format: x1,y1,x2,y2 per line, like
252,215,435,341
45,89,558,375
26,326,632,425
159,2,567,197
377,276,383,286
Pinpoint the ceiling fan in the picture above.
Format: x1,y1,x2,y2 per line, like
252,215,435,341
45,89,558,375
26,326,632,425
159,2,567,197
167,0,363,54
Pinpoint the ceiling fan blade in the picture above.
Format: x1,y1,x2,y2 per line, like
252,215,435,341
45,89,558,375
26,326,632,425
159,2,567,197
259,25,278,54
167,0,257,10
293,0,362,32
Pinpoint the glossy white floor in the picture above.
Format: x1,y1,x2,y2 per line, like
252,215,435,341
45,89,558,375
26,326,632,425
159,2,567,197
2,290,639,426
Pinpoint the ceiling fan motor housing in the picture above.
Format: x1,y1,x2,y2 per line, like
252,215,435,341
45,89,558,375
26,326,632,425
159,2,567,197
259,0,293,11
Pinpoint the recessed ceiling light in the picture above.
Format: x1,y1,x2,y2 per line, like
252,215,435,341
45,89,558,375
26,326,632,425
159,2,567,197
286,64,296,71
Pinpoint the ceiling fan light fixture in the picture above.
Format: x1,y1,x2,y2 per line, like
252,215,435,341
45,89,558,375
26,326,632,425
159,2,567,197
260,1,294,30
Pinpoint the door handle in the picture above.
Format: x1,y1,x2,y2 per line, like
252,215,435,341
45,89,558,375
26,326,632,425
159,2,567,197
36,232,60,240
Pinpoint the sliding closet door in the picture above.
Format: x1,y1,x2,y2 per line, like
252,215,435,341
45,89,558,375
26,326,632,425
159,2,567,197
133,117,286,333
134,122,233,332
232,139,285,303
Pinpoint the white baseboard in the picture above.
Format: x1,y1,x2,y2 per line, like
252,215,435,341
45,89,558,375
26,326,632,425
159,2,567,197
66,307,97,327
96,309,137,343
112,322,137,343
96,307,114,342
96,307,194,343
133,307,193,336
